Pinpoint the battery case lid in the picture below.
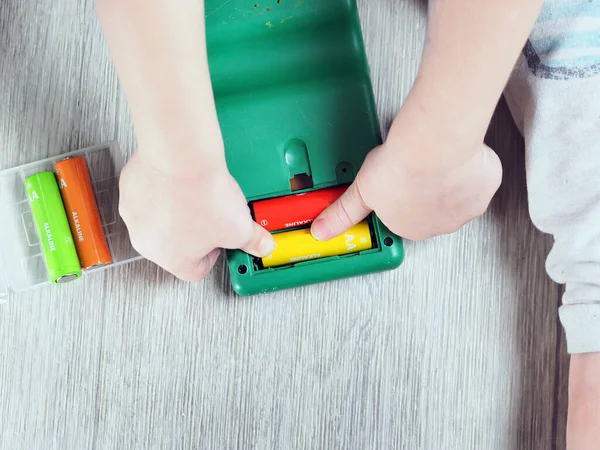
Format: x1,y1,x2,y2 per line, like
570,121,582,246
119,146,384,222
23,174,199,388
0,142,141,297
207,0,379,200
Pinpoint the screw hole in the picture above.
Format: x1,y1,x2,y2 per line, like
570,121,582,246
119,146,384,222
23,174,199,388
238,265,248,275
384,237,393,247
342,168,347,173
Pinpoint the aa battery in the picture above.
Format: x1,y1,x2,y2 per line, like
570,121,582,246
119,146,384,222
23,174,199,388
54,157,112,269
25,172,82,284
262,220,373,268
252,185,347,232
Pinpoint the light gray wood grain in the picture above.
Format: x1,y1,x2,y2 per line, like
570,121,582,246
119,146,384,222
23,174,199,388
0,1,569,449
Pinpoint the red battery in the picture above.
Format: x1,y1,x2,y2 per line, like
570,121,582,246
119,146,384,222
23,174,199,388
252,185,347,232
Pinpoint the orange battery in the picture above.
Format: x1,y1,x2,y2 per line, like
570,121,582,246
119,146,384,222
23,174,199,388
54,157,112,269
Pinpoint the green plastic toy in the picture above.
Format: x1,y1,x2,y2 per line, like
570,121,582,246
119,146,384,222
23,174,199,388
205,0,405,295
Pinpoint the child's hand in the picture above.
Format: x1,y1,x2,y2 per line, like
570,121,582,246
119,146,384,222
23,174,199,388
311,94,503,242
119,152,275,281
306,0,540,244
95,0,280,281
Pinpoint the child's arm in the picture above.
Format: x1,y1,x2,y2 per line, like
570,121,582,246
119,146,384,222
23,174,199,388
311,0,543,241
568,354,600,449
94,0,221,173
94,0,275,280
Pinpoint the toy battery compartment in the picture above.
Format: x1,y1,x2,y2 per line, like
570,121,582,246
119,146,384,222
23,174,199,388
0,142,140,299
207,0,405,295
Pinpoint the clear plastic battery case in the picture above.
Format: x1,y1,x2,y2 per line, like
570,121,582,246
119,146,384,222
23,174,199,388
0,141,141,300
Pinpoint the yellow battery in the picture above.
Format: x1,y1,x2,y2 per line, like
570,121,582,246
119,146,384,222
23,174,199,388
262,220,373,268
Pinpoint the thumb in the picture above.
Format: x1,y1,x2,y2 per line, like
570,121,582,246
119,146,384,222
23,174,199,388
239,221,276,258
311,181,372,241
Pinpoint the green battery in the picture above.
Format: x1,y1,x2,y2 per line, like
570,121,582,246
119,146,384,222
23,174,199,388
25,172,82,284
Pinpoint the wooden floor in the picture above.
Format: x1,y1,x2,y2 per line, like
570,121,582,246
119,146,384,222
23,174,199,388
0,1,569,449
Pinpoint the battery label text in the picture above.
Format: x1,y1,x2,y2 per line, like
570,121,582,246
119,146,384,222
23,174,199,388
44,222,56,252
345,233,356,251
290,253,321,262
72,211,84,242
285,219,312,228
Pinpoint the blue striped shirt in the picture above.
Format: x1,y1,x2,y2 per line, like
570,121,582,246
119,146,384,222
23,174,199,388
523,0,600,79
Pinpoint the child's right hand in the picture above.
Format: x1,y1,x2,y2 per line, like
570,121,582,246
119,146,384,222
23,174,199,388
118,151,275,282
306,0,540,245
311,89,503,242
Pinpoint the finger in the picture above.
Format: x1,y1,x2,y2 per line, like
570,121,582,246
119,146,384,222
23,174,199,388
311,181,372,241
239,222,276,257
170,248,222,282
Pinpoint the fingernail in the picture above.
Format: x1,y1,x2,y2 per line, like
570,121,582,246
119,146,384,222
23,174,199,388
257,236,276,256
311,219,331,241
